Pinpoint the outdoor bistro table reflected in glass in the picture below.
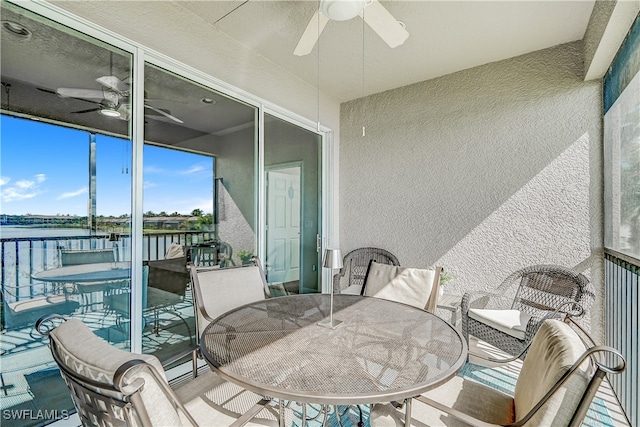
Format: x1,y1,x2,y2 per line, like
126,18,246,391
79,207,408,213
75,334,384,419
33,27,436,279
200,294,468,425
31,262,131,284
32,262,131,311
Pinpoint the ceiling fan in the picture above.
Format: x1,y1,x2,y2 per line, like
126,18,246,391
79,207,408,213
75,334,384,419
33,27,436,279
294,0,409,56
53,75,183,124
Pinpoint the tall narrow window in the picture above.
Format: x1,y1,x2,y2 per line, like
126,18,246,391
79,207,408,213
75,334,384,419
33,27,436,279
603,14,639,427
604,16,640,259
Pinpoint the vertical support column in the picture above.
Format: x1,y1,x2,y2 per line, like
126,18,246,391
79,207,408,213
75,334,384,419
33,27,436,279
130,47,145,354
89,133,97,239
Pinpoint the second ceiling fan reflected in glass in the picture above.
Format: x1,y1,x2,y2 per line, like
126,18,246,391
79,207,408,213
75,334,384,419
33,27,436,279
53,52,184,123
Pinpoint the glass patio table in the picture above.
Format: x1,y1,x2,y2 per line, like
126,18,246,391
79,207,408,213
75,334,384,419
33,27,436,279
200,293,467,426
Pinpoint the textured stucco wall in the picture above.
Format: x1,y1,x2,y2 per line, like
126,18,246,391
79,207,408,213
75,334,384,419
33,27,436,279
340,42,604,339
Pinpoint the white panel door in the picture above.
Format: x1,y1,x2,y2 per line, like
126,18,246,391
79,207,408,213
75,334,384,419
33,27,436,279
266,167,301,285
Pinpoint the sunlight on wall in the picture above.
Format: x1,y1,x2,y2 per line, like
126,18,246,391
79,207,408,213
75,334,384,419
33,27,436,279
437,132,594,319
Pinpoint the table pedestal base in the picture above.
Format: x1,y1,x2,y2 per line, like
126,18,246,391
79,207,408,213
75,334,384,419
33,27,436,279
317,317,343,329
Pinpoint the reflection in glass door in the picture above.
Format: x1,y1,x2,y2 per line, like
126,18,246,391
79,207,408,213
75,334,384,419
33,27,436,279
0,3,132,425
264,115,322,294
266,164,302,286
142,63,258,364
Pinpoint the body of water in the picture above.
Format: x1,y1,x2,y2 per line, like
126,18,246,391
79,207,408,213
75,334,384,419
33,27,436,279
1,226,93,239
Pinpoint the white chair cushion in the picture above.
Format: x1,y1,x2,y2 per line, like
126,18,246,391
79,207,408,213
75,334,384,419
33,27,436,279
165,242,185,259
363,262,435,309
341,284,363,295
468,308,532,340
514,319,590,426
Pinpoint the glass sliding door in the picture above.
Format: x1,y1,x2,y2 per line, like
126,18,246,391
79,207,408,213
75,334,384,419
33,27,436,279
141,63,257,363
0,2,133,425
264,114,322,294
0,2,331,424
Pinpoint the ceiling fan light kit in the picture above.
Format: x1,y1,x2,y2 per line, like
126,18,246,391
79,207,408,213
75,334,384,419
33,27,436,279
294,0,408,56
320,0,365,21
99,107,121,118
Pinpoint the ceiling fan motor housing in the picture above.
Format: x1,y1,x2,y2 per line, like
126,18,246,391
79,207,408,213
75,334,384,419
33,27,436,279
320,0,366,21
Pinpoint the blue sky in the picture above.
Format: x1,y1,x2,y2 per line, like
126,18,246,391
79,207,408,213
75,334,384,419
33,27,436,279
1,115,214,216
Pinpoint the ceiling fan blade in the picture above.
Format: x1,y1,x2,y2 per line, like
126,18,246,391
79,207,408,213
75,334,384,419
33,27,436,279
96,75,129,92
144,104,183,124
37,87,58,95
71,107,100,114
294,9,330,56
39,87,101,105
361,0,409,49
57,88,105,99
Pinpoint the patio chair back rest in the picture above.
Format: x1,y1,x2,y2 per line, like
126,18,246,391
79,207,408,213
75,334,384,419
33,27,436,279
38,316,197,427
189,259,270,341
333,247,399,293
514,319,592,426
509,265,595,316
362,261,443,313
60,248,115,266
404,318,625,427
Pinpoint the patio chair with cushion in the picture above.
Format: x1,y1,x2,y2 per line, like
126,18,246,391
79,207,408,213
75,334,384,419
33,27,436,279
36,315,275,427
189,257,272,377
370,318,626,427
462,264,595,359
103,265,192,341
2,283,78,330
333,247,400,294
361,261,443,313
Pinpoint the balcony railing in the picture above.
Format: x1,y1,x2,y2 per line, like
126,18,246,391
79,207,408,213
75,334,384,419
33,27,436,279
0,230,213,313
605,249,638,427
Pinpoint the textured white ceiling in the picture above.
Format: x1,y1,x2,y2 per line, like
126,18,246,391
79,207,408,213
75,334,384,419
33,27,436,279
51,1,597,104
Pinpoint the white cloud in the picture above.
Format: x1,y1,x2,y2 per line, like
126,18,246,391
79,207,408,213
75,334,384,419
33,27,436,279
180,165,205,175
144,181,158,189
144,165,165,174
1,174,46,202
57,187,88,200
16,179,36,189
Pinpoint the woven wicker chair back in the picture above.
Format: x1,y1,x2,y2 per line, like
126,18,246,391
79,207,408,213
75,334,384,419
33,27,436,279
509,265,594,316
333,247,400,293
